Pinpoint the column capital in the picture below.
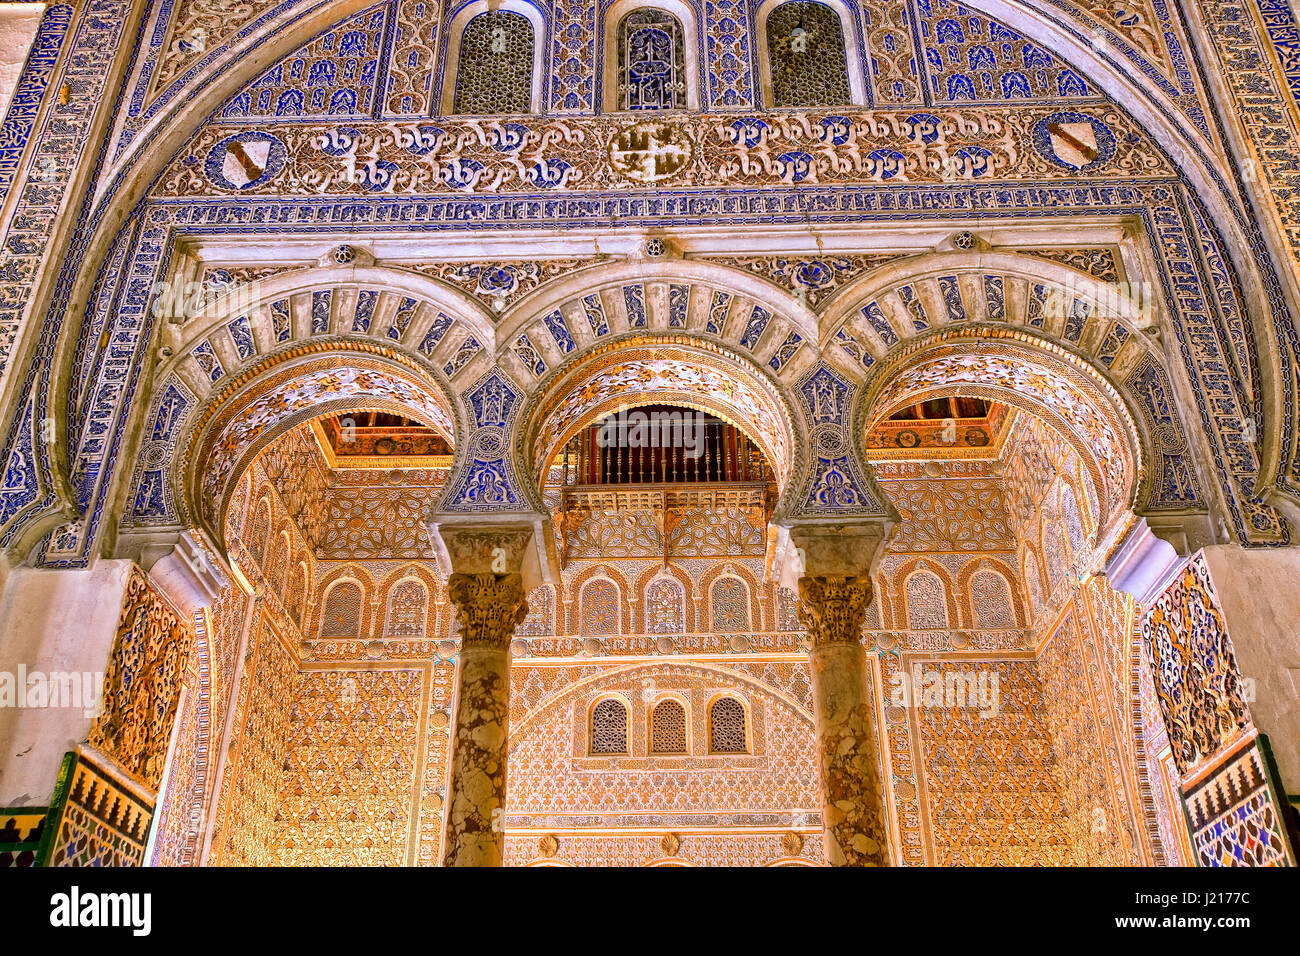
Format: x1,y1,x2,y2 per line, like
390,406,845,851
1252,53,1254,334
446,572,530,651
797,575,873,647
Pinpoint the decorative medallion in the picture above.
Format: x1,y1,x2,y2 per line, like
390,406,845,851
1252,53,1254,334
471,425,508,460
609,122,693,183
811,423,848,455
1032,112,1116,171
204,131,287,190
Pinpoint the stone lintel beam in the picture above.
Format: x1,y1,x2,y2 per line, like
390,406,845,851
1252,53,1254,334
769,518,893,591
1141,511,1221,557
116,528,228,616
427,512,555,590
1103,516,1197,606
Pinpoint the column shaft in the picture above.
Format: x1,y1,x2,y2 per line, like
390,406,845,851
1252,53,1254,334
798,575,889,867
442,572,528,867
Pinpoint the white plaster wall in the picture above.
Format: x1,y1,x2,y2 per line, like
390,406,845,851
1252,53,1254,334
0,559,132,805
0,5,45,118
1200,545,1300,793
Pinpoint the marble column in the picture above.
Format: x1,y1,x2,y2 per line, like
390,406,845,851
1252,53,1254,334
797,574,889,867
442,571,529,867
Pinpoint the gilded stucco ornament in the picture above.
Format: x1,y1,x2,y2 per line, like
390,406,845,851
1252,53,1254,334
88,567,193,791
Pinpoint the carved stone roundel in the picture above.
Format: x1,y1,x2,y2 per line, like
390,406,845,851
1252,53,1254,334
608,122,693,183
812,423,847,455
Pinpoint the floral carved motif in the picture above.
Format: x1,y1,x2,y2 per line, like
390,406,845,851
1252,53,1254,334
88,567,193,791
1140,556,1250,776
796,576,873,646
447,572,530,650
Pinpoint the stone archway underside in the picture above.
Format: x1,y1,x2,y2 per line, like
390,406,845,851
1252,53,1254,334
865,335,1142,529
522,340,799,491
186,352,455,541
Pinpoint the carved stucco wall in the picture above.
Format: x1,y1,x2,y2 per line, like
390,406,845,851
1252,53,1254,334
1002,412,1190,866
154,403,1196,866
503,659,825,867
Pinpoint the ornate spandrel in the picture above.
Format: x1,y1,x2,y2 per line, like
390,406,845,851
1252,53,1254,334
87,567,193,792
1140,555,1250,777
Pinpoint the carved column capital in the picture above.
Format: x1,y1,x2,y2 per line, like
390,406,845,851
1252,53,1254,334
446,572,530,651
797,575,873,647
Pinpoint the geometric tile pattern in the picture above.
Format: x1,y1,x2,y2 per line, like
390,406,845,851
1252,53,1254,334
1184,738,1296,867
45,750,155,868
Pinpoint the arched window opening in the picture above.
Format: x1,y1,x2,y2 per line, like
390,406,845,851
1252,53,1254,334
711,577,751,632
267,532,290,596
1062,483,1086,556
970,569,1015,629
320,581,363,639
650,699,688,754
249,499,270,561
518,585,554,636
766,1,851,107
562,404,775,485
709,697,748,753
580,578,621,635
291,564,309,625
453,11,535,114
618,8,687,110
1045,521,1068,592
1025,555,1045,613
906,570,949,630
386,579,428,637
590,698,630,754
645,577,685,633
